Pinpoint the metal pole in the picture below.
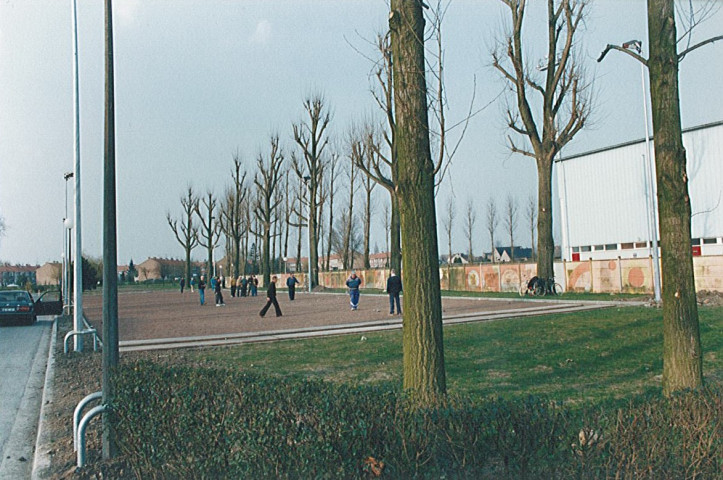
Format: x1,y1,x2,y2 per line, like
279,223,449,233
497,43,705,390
640,60,662,303
71,0,83,351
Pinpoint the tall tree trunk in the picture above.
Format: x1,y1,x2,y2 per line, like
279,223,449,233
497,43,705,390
390,194,402,272
647,0,702,395
390,0,446,399
536,155,554,279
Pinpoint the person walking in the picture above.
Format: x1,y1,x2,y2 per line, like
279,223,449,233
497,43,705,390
198,275,206,306
386,269,403,315
179,277,185,293
190,276,195,293
230,276,237,298
346,270,362,311
214,276,225,306
286,273,299,300
259,275,282,317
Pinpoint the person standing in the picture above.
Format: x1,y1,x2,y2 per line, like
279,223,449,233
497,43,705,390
259,275,282,317
190,276,195,293
179,277,186,293
214,276,225,306
250,275,258,296
346,270,362,311
240,276,248,297
230,276,237,298
286,273,299,300
198,275,206,306
386,269,403,315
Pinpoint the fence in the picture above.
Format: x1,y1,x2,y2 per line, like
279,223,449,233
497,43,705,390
275,255,723,295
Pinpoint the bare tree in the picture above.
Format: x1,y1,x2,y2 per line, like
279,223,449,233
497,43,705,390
492,0,592,279
647,0,704,395
440,196,455,265
292,94,331,288
361,135,377,269
391,0,446,398
525,194,537,260
463,198,477,261
486,197,499,263
340,139,361,269
593,0,721,395
167,186,199,286
324,150,341,271
253,135,284,285
195,190,222,280
504,194,519,261
219,154,248,279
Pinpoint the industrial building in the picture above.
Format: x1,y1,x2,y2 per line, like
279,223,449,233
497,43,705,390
557,121,723,262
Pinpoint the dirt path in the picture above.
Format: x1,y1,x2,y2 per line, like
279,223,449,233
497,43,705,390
81,289,560,342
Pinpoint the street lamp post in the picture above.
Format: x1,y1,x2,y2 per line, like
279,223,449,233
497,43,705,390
303,175,312,293
71,0,84,350
623,40,662,304
598,40,662,304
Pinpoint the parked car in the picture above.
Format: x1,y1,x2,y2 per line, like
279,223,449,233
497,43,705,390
0,290,63,326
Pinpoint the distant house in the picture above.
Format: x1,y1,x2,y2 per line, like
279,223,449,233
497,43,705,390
36,262,62,286
489,247,534,263
135,257,195,281
0,264,38,287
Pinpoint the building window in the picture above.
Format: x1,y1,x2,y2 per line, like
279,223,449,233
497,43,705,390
593,245,604,251
634,241,648,249
621,242,634,250
572,246,580,253
691,238,701,246
581,245,591,252
702,237,718,244
605,244,618,250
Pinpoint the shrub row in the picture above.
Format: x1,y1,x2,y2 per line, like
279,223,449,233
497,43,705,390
110,362,720,479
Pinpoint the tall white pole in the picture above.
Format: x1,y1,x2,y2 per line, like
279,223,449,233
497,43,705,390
72,0,84,351
640,60,662,303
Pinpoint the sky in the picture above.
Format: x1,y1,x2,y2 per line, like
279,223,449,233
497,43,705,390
1,0,722,266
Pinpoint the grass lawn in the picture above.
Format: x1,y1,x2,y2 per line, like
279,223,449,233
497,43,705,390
152,304,722,407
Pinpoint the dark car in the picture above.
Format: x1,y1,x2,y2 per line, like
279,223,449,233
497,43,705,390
0,290,63,326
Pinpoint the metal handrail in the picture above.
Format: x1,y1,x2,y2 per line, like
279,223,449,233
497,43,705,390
73,391,102,451
63,328,98,354
76,404,107,468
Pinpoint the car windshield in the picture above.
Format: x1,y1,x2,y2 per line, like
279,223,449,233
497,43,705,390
0,291,30,303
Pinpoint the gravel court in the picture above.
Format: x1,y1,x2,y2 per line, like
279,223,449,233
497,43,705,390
80,289,587,345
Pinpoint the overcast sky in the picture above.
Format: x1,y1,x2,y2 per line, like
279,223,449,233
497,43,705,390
1,0,721,266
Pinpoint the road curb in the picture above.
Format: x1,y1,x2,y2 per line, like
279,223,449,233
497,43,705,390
31,316,58,480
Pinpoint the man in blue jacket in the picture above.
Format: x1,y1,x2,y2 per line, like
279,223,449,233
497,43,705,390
346,270,362,311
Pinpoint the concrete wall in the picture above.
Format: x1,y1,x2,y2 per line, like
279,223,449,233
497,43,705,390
304,255,723,294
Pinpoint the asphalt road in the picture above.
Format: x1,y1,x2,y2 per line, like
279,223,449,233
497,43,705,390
0,317,53,480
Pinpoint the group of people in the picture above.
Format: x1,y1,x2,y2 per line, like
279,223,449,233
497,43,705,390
229,275,258,298
345,269,402,315
188,269,403,317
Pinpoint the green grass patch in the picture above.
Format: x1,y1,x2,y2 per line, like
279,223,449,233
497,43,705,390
172,305,722,407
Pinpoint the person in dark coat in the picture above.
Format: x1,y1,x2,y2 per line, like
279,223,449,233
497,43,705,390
286,273,299,300
179,277,185,293
259,275,282,317
214,276,225,306
386,269,403,315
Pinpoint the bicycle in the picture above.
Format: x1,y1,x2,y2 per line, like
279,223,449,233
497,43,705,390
519,276,562,297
